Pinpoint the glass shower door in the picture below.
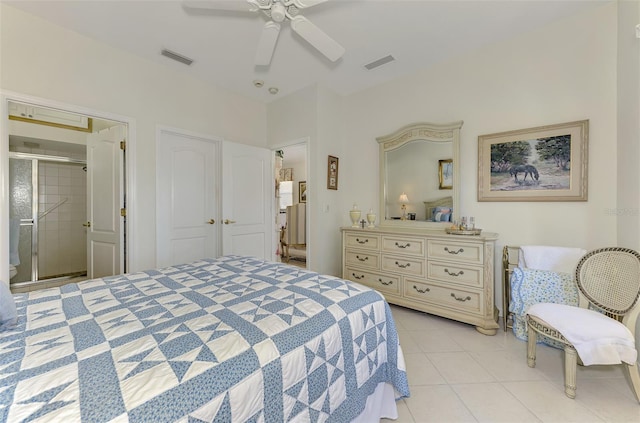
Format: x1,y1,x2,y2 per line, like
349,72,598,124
9,158,37,283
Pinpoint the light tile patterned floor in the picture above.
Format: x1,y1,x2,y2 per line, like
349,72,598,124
384,305,640,423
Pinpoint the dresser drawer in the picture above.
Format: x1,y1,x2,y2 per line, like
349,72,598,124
345,250,380,269
404,280,482,314
344,267,400,295
382,236,425,256
427,261,483,288
381,254,425,277
345,233,380,250
427,240,483,264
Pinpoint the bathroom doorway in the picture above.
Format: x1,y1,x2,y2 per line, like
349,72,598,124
7,100,127,291
274,141,309,269
9,150,87,286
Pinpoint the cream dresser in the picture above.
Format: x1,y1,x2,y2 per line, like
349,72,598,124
342,226,500,335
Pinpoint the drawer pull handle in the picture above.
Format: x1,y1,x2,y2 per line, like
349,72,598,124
395,261,410,268
378,278,393,286
444,247,464,255
413,285,430,294
356,238,369,244
395,242,411,249
451,293,472,302
356,255,369,262
444,268,464,277
352,273,364,280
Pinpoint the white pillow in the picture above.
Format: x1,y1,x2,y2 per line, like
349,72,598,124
0,279,17,327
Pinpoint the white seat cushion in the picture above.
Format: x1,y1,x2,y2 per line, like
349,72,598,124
527,303,637,366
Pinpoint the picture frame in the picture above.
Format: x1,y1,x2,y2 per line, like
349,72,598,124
327,155,339,190
298,181,307,203
478,120,588,202
438,159,453,190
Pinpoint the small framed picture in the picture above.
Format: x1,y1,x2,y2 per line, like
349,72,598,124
327,155,339,190
299,181,307,203
438,159,453,190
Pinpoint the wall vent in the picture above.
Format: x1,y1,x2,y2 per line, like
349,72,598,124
364,55,395,70
161,49,194,66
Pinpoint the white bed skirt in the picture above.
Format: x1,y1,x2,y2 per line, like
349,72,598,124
352,382,400,422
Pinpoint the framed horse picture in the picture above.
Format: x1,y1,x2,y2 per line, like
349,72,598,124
477,120,588,201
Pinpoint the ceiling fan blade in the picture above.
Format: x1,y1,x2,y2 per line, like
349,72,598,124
289,0,329,9
255,21,281,66
290,15,345,62
182,0,259,13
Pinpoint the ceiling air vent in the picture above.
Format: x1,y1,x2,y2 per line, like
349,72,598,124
161,49,194,66
364,55,395,70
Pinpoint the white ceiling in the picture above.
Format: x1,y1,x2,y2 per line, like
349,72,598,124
6,0,607,103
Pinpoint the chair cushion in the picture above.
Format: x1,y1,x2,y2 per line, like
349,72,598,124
0,280,17,328
510,268,577,345
527,303,637,366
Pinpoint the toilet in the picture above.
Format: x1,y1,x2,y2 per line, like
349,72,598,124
9,264,17,280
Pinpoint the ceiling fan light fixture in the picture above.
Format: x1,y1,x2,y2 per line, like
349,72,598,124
270,2,286,22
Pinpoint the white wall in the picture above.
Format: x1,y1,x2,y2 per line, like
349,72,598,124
343,3,618,256
268,3,622,313
1,4,267,272
267,84,346,276
616,0,640,251
340,3,619,313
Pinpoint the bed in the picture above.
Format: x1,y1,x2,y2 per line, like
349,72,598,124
423,196,453,222
0,255,409,422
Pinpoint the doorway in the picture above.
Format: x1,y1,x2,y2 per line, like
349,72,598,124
9,149,87,286
274,141,309,268
4,98,129,291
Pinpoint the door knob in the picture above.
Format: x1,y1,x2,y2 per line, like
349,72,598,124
207,219,215,225
82,222,91,227
224,219,236,225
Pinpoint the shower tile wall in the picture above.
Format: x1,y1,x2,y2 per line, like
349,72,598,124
39,162,87,278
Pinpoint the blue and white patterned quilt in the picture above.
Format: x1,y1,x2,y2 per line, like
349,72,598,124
0,256,409,422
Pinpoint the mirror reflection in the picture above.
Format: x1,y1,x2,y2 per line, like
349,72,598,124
385,140,452,221
377,121,463,228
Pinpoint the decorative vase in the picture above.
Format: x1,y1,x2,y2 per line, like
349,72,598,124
349,204,361,228
366,209,376,228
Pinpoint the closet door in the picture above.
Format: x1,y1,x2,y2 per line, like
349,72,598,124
221,141,272,260
156,129,220,267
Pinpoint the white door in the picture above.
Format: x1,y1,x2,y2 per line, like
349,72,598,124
222,141,272,259
156,129,219,267
87,126,125,278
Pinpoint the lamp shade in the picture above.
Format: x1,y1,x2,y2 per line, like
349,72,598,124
399,193,409,203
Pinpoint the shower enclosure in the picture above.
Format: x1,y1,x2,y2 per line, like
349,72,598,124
9,152,87,286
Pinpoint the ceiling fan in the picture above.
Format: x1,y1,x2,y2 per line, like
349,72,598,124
183,0,345,66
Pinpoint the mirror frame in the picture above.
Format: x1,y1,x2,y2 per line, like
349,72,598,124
377,121,463,228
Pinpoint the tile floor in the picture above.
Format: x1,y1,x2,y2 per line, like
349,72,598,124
10,274,87,293
384,305,640,423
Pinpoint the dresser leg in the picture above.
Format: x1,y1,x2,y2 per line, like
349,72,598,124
475,326,498,336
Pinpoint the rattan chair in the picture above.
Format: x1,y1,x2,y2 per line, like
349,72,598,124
526,247,640,402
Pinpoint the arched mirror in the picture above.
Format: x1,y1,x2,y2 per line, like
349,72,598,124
377,121,463,228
